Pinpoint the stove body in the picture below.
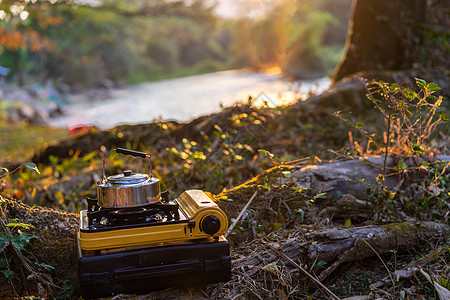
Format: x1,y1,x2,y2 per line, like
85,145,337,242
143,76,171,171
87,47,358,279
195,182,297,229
78,189,231,298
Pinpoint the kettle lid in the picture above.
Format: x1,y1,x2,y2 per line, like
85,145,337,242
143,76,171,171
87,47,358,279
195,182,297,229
106,170,148,185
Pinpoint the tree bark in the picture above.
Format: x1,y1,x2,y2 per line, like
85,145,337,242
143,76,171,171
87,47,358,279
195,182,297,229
333,0,426,82
305,221,449,280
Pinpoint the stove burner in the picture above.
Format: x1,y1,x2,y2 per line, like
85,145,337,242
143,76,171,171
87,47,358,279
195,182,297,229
86,199,182,230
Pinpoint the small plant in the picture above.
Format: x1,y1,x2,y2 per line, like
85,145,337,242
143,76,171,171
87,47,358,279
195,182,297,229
335,78,448,222
335,78,447,175
365,78,446,173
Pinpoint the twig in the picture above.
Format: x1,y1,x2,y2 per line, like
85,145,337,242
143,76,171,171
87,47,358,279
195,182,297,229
361,239,395,288
361,78,388,119
224,190,258,238
268,244,341,300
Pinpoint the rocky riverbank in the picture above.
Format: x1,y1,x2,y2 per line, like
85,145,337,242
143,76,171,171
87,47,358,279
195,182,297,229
0,81,114,126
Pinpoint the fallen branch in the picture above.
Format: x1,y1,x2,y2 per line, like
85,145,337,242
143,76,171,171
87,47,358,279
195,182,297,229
224,190,258,238
306,221,450,281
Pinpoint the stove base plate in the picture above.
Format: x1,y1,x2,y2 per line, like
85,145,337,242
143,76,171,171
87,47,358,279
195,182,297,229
78,236,231,299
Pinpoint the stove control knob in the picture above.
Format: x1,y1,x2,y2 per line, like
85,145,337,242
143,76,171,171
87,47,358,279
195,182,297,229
201,216,220,235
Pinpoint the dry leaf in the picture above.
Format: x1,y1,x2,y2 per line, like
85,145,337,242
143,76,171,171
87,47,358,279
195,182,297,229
420,268,450,300
262,262,280,274
394,268,416,279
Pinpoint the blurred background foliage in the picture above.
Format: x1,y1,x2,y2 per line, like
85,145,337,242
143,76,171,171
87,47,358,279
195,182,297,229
0,0,351,90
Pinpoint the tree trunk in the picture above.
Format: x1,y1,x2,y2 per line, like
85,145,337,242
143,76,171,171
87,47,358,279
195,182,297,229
333,0,426,82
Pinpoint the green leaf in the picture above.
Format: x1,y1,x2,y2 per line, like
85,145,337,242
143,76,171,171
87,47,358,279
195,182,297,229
236,226,245,233
356,122,364,128
331,191,341,202
415,78,426,85
6,222,34,230
0,269,16,280
258,149,274,158
398,161,405,169
244,220,254,226
413,144,425,156
431,209,440,215
427,83,440,90
11,233,35,250
314,260,327,268
271,222,283,232
280,171,290,179
314,192,327,199
390,83,399,89
35,261,55,271
0,236,11,249
295,208,304,222
376,174,385,182
403,88,417,99
24,162,40,174
415,79,426,92
439,113,449,122
344,218,351,228
0,258,9,268
292,186,303,193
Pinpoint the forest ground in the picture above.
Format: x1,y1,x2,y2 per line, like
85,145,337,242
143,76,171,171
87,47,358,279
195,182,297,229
0,68,449,299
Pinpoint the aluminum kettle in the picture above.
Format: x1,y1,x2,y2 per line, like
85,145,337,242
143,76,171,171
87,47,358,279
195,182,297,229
97,148,160,208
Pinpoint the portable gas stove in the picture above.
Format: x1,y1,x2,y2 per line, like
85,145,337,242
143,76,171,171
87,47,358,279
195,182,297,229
77,148,231,298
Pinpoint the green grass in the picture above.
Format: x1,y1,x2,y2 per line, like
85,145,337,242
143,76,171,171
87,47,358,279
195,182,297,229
0,121,70,165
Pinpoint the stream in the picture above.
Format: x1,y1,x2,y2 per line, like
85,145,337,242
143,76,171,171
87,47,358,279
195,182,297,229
49,70,330,130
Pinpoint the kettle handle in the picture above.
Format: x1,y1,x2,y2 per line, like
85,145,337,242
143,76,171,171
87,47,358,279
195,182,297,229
116,147,147,158
102,148,152,181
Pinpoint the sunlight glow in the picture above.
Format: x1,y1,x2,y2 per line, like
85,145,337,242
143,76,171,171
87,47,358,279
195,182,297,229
264,66,282,75
10,4,24,16
19,10,29,21
252,91,298,108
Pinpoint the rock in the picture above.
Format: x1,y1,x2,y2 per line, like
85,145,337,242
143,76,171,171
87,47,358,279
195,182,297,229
3,87,35,104
6,102,50,126
291,155,399,199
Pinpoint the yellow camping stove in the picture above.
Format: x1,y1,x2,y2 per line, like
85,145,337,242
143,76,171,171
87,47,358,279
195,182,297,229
77,148,231,299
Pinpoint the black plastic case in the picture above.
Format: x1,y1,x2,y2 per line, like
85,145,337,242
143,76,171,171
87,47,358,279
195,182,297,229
78,237,231,298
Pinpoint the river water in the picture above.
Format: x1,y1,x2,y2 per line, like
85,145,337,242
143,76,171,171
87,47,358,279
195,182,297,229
49,70,330,130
